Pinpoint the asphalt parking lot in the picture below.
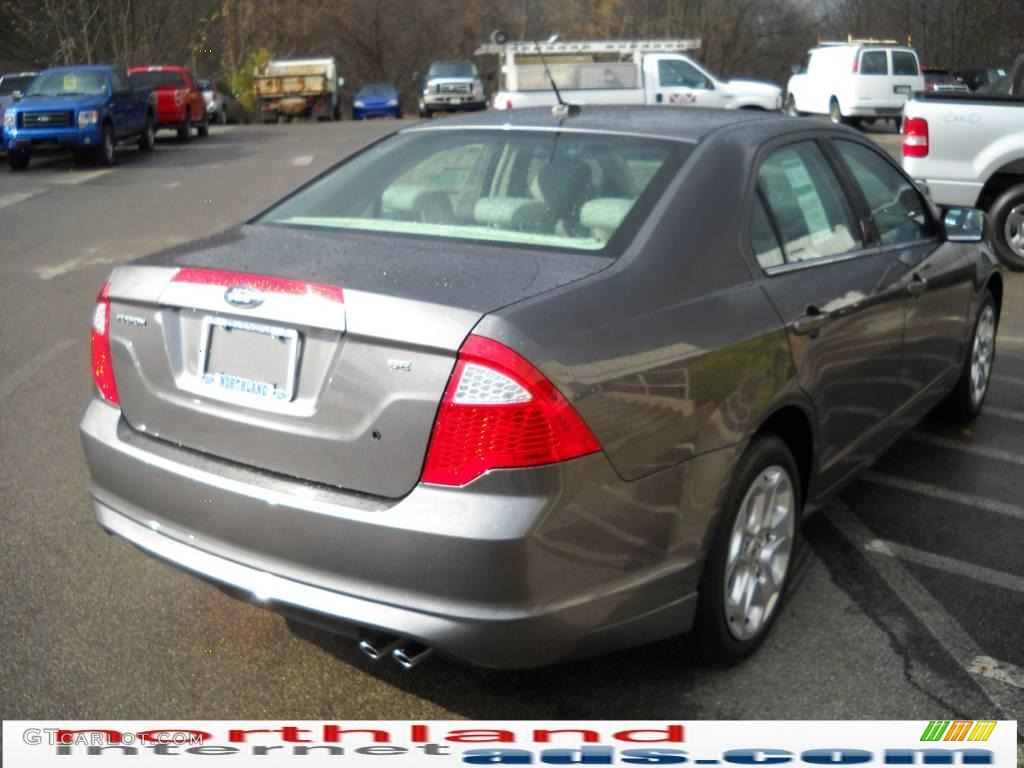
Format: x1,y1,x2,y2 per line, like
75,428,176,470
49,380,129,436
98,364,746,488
1,118,1022,727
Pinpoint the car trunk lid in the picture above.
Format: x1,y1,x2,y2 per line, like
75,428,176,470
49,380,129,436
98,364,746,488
105,224,609,498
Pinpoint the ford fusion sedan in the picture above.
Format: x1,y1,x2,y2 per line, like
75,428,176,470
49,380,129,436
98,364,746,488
80,107,1002,669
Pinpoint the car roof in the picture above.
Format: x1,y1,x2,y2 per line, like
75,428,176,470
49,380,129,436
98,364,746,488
129,65,188,72
402,106,788,144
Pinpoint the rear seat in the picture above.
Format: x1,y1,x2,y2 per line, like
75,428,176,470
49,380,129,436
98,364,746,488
382,185,454,223
474,197,554,232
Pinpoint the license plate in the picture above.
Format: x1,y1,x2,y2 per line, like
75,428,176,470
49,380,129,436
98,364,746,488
894,85,911,94
450,97,462,105
198,317,300,404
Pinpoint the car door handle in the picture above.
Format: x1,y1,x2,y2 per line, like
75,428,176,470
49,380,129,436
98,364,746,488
792,307,831,335
907,273,928,297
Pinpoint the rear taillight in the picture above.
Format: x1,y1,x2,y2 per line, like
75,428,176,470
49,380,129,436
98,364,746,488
421,335,601,486
902,116,929,158
852,59,860,74
91,282,119,406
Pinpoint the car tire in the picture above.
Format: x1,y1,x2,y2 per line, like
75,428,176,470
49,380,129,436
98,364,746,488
97,122,116,166
333,104,342,121
6,149,29,171
689,434,801,666
178,118,191,142
828,97,847,126
784,94,800,117
197,113,209,137
138,113,155,152
987,182,1024,271
942,291,998,423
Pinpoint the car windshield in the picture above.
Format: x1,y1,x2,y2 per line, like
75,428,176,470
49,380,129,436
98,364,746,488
196,78,214,91
25,70,107,97
359,83,394,96
428,61,478,79
0,75,34,95
129,70,186,89
259,129,685,255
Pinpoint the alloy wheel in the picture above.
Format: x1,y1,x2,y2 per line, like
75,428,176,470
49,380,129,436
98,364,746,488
724,465,795,641
1003,204,1024,259
969,304,997,407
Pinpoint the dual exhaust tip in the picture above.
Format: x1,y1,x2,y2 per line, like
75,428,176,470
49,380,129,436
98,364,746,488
359,632,432,670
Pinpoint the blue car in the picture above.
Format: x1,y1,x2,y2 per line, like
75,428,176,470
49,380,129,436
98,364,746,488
3,65,155,170
352,82,402,120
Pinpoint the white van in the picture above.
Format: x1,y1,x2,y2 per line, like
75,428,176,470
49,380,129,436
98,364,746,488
785,40,924,126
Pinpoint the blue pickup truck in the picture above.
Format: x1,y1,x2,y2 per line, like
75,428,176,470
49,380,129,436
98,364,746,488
2,65,156,171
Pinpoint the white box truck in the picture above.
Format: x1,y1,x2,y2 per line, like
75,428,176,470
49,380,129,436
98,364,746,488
476,39,782,112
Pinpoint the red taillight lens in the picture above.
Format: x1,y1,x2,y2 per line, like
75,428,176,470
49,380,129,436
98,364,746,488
902,116,929,158
91,282,120,405
852,59,860,74
421,335,601,486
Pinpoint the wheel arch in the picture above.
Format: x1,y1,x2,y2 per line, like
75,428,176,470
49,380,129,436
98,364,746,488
985,270,1004,318
754,403,815,505
978,169,1024,211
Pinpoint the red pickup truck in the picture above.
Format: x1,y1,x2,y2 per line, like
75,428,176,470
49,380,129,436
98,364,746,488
128,66,208,142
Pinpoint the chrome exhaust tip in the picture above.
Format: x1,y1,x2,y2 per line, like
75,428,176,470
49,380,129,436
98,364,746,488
358,632,403,661
392,642,433,670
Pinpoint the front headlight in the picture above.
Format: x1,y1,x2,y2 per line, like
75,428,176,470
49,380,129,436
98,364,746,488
354,100,365,108
387,98,398,106
78,110,99,129
3,110,13,129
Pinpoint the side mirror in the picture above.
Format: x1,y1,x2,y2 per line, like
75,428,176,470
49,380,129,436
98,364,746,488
791,65,801,76
337,77,345,87
12,90,22,100
943,207,986,243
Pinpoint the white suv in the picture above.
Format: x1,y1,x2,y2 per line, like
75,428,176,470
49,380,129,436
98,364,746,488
785,41,924,128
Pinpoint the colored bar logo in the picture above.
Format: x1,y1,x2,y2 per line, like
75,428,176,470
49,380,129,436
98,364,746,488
921,721,997,742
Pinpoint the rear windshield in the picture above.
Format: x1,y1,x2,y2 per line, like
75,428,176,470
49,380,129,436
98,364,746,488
259,129,686,255
196,78,213,91
428,61,478,79
893,51,920,76
25,70,107,97
0,75,34,95
130,70,186,89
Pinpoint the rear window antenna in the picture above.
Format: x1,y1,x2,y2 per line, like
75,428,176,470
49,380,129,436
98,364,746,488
533,33,581,120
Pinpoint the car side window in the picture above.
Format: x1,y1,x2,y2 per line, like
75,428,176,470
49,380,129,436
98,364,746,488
757,142,862,264
860,51,888,75
834,140,937,246
111,70,130,93
750,195,785,269
658,59,711,89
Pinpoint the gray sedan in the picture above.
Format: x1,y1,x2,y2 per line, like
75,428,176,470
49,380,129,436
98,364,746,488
80,107,1002,668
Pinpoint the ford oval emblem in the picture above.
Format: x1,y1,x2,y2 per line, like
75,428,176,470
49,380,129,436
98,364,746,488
224,285,264,309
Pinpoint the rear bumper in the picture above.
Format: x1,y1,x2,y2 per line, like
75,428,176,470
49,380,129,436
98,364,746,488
79,398,731,667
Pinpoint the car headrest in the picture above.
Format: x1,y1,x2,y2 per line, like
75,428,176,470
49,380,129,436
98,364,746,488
474,197,553,231
382,185,453,221
580,198,635,240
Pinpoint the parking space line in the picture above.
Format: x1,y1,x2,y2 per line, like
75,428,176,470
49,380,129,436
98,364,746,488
0,190,46,210
992,373,1024,387
826,502,1024,718
907,432,1024,466
290,155,314,166
862,472,1024,522
0,339,74,401
866,539,1024,593
986,406,1024,423
43,169,111,185
968,656,1024,691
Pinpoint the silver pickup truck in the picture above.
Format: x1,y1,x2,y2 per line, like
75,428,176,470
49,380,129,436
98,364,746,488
902,71,1024,270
